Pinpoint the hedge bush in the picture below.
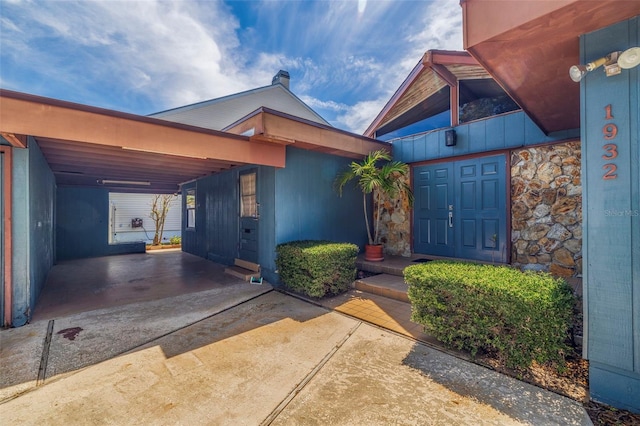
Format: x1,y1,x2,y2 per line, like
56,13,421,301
406,261,575,370
276,240,359,298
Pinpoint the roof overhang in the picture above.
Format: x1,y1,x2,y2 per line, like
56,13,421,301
225,107,390,159
462,0,639,134
364,50,491,137
0,90,287,193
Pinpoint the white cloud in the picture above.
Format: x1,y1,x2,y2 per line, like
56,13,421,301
299,96,349,113
0,0,256,110
0,0,465,133
335,99,390,134
334,1,464,134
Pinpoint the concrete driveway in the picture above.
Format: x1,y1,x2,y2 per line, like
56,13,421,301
0,252,591,425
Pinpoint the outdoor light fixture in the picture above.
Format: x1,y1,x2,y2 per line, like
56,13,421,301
618,46,640,69
445,129,457,147
570,47,640,82
98,179,151,186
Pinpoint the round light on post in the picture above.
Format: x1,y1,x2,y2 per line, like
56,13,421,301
618,47,640,69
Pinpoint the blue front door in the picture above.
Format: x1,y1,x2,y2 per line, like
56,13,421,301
413,154,507,262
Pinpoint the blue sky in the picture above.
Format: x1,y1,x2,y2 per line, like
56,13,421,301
0,0,462,133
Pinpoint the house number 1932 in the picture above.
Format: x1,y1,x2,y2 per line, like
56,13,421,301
602,104,618,180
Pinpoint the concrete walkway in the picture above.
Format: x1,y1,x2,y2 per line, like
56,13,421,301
0,252,592,425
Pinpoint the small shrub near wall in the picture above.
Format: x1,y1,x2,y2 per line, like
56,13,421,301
406,261,575,371
276,241,359,298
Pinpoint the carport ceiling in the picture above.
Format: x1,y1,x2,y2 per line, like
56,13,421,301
36,137,241,194
0,89,288,194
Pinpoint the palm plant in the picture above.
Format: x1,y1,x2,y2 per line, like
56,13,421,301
335,149,413,247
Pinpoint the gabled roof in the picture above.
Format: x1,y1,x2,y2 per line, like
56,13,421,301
150,83,330,130
364,50,491,138
461,0,639,134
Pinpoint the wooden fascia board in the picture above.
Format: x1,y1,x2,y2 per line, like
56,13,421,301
0,133,27,148
422,50,478,67
261,112,389,157
0,91,286,168
424,59,462,127
363,61,426,137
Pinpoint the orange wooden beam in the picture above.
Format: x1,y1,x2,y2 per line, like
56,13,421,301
260,109,389,158
0,133,27,148
0,90,286,168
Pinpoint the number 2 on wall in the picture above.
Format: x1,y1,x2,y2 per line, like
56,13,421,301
602,105,618,180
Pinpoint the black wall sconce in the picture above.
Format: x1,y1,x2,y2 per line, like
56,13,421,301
445,129,457,147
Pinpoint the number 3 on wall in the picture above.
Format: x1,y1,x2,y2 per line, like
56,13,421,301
602,105,618,180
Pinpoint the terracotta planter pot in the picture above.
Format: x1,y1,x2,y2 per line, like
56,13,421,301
364,244,384,261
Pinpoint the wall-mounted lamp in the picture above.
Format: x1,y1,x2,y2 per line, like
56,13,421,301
97,179,151,186
570,47,640,82
445,129,457,147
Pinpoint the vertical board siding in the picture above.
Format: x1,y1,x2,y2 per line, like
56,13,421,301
28,139,55,320
205,170,239,264
9,138,56,326
275,147,368,249
181,165,276,269
582,17,639,412
182,171,237,262
258,166,276,278
57,186,144,261
392,111,580,163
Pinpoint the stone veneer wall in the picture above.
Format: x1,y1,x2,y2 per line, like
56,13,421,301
511,141,582,277
375,172,412,257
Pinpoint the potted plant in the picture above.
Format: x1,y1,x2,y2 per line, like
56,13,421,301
335,149,413,261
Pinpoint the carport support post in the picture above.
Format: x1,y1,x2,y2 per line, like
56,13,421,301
11,146,30,326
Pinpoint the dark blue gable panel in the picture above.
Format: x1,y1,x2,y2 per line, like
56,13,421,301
393,111,580,163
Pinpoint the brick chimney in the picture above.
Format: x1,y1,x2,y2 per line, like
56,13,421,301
272,70,290,90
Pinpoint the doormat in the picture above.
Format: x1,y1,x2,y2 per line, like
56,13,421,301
412,258,432,263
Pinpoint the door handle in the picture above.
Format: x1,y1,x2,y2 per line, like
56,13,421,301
448,212,453,228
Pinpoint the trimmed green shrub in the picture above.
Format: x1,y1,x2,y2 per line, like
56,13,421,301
406,261,575,370
276,240,359,298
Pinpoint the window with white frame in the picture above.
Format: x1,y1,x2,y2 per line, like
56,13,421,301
186,189,196,229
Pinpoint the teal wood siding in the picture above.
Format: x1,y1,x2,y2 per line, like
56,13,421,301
274,146,368,252
28,139,56,320
182,148,367,285
181,165,277,277
582,17,639,413
393,111,579,163
10,139,56,326
57,186,144,261
182,171,238,263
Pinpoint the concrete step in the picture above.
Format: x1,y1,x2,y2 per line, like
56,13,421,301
224,265,261,281
352,274,409,303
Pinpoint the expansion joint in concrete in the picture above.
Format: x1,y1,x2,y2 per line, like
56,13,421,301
36,319,54,386
261,321,362,426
